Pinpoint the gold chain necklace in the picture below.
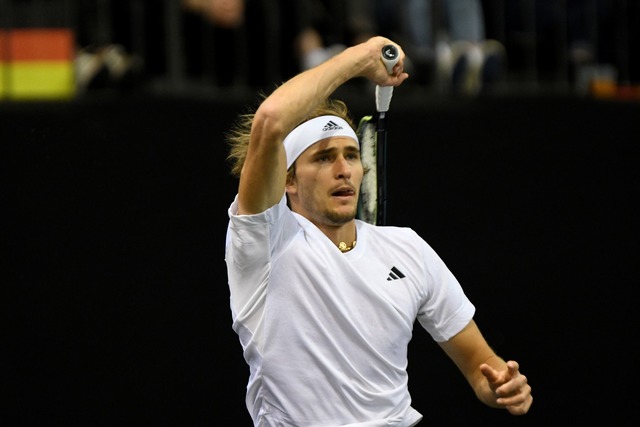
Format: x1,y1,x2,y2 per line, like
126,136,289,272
338,240,357,253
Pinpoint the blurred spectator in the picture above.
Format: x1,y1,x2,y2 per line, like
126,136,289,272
74,1,144,94
497,0,638,96
71,0,637,96
182,0,245,28
181,0,285,88
181,0,353,88
292,0,375,71
290,0,506,95
75,44,142,94
387,0,506,95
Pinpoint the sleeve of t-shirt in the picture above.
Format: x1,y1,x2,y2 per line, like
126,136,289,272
414,238,476,342
225,194,297,326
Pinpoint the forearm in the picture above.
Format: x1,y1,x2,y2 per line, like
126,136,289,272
254,40,378,138
439,321,509,409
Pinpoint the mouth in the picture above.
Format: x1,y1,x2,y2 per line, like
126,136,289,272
331,186,356,199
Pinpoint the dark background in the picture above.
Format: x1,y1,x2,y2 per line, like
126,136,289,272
4,89,639,426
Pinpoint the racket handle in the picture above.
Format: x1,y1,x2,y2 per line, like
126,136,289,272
375,86,393,113
376,44,400,113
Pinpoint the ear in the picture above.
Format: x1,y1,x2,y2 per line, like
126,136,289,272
285,175,297,195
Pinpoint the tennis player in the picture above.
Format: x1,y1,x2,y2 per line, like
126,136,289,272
224,35,532,426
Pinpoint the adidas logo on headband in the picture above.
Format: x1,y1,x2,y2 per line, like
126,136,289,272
322,120,343,131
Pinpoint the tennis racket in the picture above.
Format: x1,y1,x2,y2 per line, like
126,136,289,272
357,44,399,225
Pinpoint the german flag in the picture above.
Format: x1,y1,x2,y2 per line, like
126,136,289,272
0,28,75,100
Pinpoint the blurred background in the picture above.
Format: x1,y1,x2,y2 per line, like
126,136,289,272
1,0,639,100
3,1,639,426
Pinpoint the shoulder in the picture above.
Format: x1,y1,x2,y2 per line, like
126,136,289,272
359,221,421,239
357,221,426,250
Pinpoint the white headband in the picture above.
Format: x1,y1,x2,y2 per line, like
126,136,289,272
283,115,359,169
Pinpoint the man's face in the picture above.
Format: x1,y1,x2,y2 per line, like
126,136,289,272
286,136,363,227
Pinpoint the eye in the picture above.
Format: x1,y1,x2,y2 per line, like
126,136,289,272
346,152,360,161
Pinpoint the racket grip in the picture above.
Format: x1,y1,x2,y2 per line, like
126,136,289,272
376,44,400,113
375,86,394,113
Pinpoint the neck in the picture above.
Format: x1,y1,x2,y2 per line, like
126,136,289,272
293,206,357,251
322,222,357,252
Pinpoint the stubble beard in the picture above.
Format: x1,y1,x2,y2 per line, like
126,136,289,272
323,205,357,225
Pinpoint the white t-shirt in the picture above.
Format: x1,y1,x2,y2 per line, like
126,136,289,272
225,195,475,426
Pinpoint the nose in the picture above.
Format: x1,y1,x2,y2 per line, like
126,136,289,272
334,155,352,179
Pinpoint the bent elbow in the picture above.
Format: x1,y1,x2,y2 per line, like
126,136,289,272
252,103,288,144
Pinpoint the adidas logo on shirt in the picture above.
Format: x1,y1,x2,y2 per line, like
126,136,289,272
322,120,343,131
386,266,406,281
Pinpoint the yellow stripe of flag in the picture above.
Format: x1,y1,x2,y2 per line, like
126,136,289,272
5,61,75,100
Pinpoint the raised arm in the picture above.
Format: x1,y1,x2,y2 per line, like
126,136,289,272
438,320,533,415
236,36,408,215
